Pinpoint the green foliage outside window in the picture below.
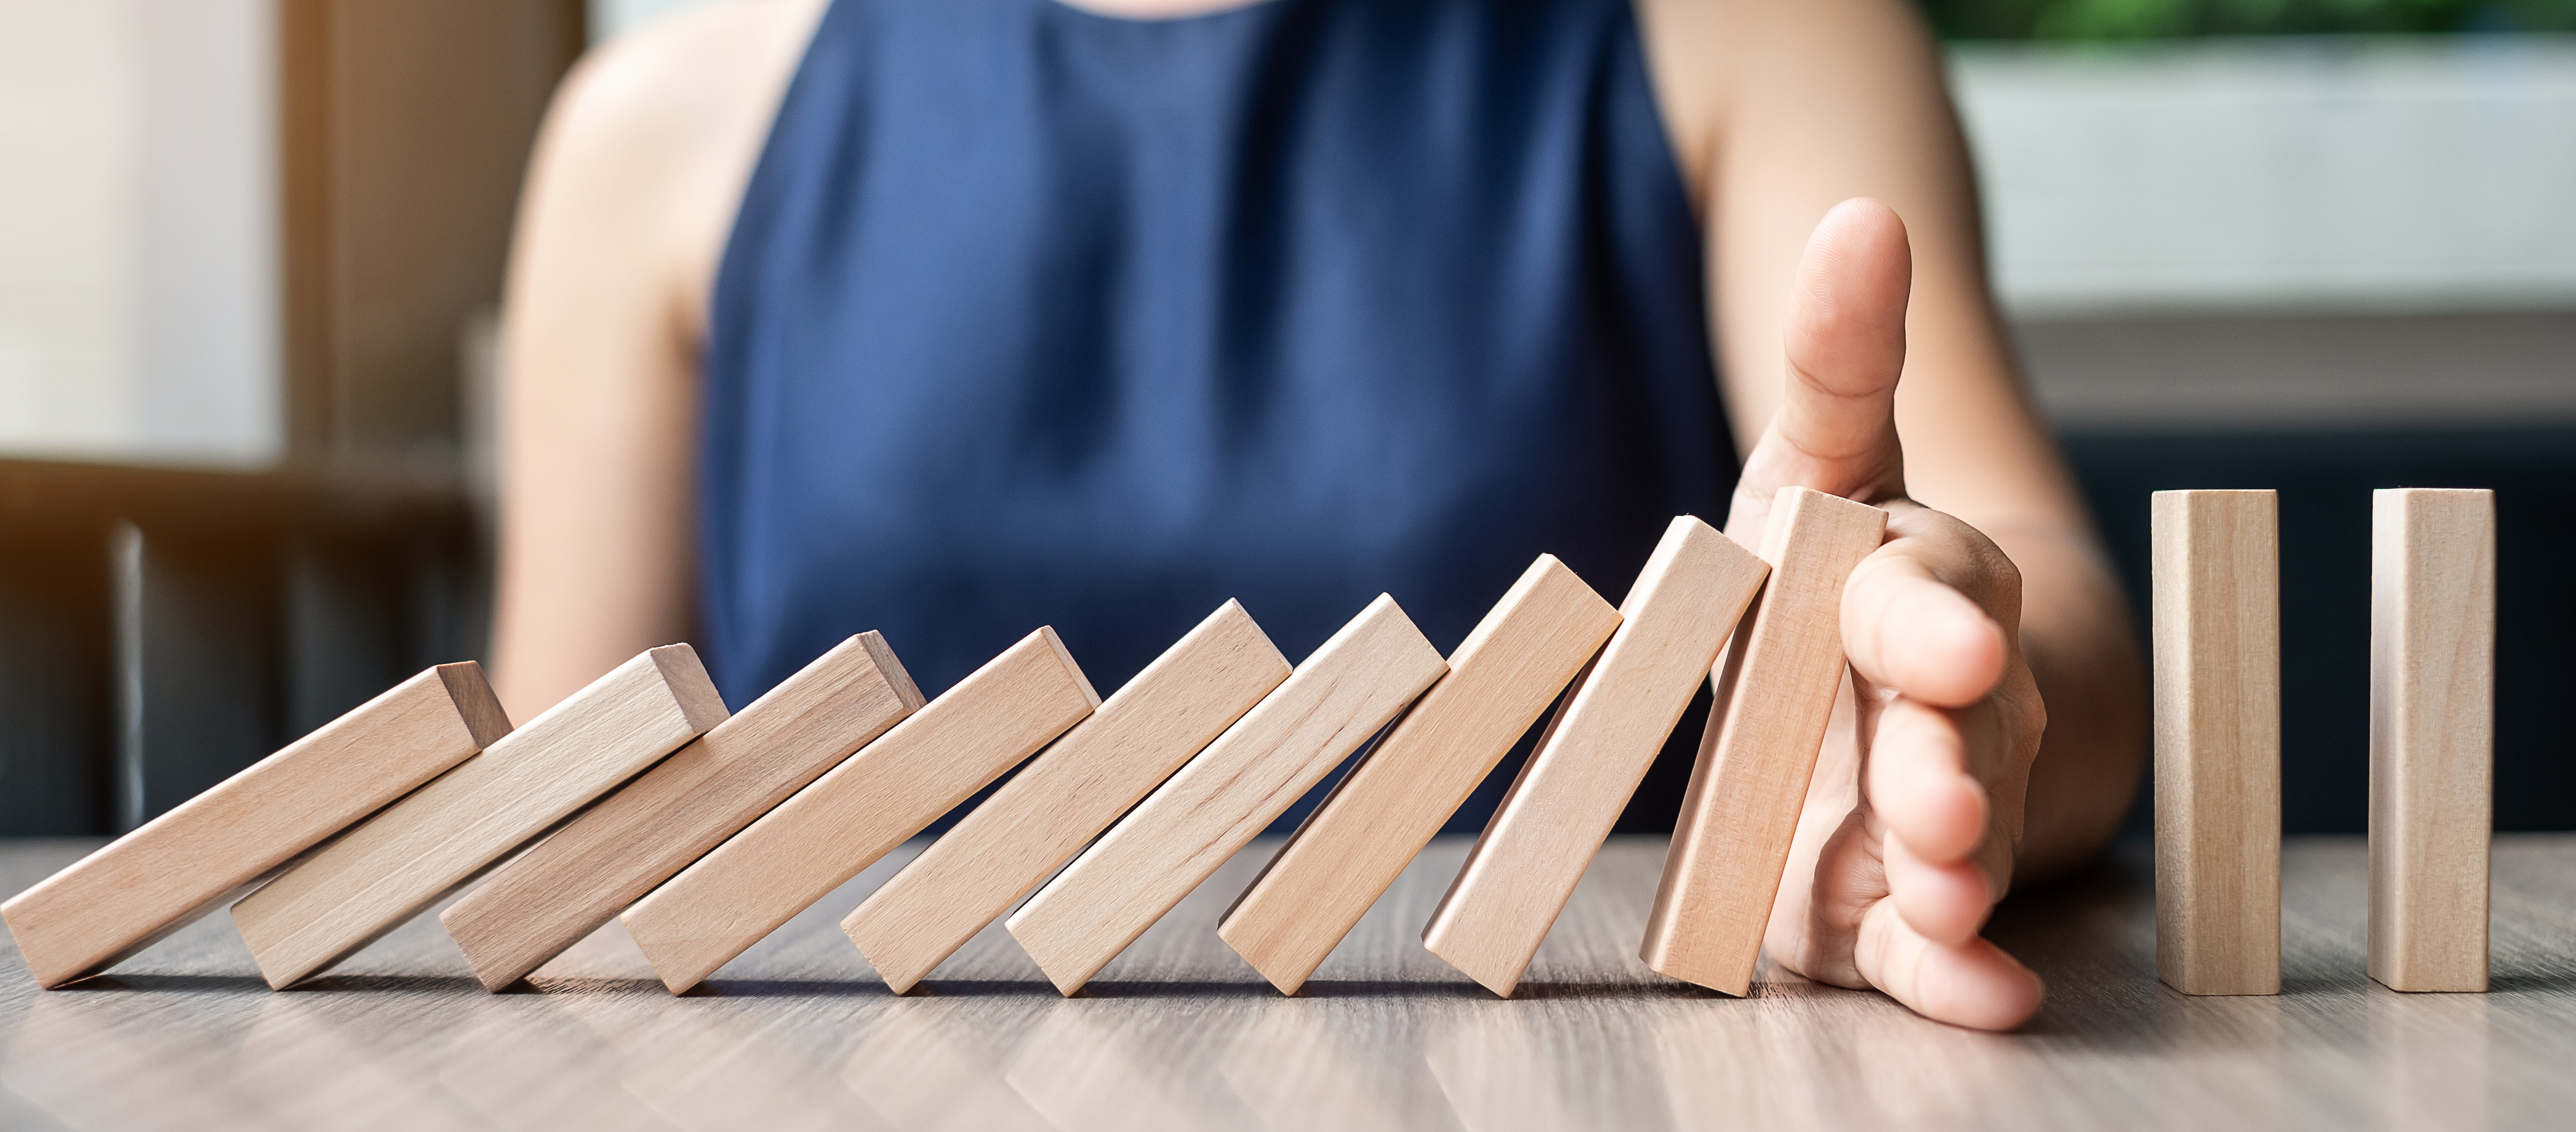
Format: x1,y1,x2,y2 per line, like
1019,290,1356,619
1919,0,2576,38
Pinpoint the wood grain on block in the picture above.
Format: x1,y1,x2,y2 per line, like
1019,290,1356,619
0,664,510,989
1216,558,1621,994
1641,488,1886,994
2369,488,2495,993
843,603,1288,993
622,628,1099,993
2152,489,2283,996
1006,595,1447,995
441,633,925,991
1420,515,1768,996
230,646,726,988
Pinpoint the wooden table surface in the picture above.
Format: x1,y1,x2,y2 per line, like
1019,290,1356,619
1,833,2570,1131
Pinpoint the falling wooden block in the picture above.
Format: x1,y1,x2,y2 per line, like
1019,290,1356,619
2369,488,2495,993
622,628,1099,993
1217,557,1622,994
1006,594,1447,995
1420,515,1769,996
441,633,926,990
230,645,727,988
843,602,1289,993
1641,488,1886,994
0,664,510,989
2152,489,2282,996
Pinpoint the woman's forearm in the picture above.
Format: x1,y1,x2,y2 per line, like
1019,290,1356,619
1987,525,2149,885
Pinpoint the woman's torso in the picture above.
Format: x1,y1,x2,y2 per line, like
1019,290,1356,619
699,0,1738,739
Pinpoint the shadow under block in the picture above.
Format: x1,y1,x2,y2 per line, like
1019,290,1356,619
442,633,926,991
1006,594,1448,995
1217,557,1622,994
843,602,1290,993
230,646,727,989
1421,515,1770,997
2368,489,2495,993
622,628,1100,994
2152,489,2283,996
0,664,510,989
1641,488,1888,995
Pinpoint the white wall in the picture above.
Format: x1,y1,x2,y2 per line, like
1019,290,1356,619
591,0,720,42
0,0,278,467
1953,35,2576,318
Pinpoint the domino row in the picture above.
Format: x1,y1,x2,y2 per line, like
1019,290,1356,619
4,488,1881,997
2,486,2498,1000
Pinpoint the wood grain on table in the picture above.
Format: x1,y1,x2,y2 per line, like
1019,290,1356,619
3,835,2572,1132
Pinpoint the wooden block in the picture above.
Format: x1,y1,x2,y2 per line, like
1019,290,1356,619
843,602,1289,993
621,628,1099,993
2369,488,2495,993
2152,489,2283,995
0,664,510,989
230,645,727,988
1640,488,1886,994
1005,594,1448,995
1216,557,1622,994
440,633,926,991
1420,515,1769,996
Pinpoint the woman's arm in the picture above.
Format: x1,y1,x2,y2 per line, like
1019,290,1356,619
488,0,823,720
1640,0,2145,883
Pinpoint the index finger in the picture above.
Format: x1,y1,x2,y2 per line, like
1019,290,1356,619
1841,545,2006,709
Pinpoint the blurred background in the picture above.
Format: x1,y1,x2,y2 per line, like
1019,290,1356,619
0,0,2567,840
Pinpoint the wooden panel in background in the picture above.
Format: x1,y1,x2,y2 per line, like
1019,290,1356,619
2368,488,2495,993
0,461,482,839
0,519,114,835
231,645,725,988
1,664,507,989
1218,557,1620,995
1641,488,1886,995
444,632,924,991
622,628,1100,994
1007,594,1448,996
281,0,584,461
116,522,286,832
2152,489,2283,996
844,602,1288,994
1420,516,1768,997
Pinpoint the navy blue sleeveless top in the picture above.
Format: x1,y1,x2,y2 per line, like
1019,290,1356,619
702,0,1737,741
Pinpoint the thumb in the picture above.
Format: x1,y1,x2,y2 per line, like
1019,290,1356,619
1728,199,1912,542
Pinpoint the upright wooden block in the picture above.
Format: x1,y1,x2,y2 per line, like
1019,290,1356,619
1421,515,1769,996
1216,557,1622,994
2369,488,2495,993
441,633,926,990
2153,489,2282,996
1641,488,1886,994
230,645,727,988
1006,594,1448,995
0,664,510,989
621,628,1099,993
843,602,1289,993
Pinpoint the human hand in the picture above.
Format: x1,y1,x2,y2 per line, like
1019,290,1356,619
1725,199,2047,1031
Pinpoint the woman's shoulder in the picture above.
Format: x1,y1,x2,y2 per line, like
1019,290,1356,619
526,0,829,334
1634,0,1938,213
558,0,826,146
